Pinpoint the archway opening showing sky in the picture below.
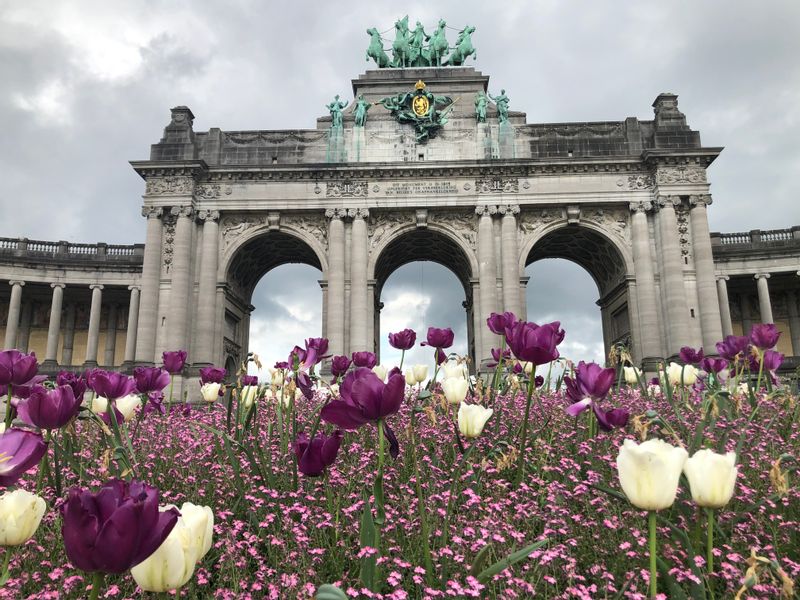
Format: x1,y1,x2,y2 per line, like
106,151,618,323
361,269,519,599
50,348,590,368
379,262,468,369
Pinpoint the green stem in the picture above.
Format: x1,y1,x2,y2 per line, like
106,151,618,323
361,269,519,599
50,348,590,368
88,572,104,600
648,511,657,599
167,377,174,412
0,548,12,587
513,375,536,486
409,416,434,583
706,507,714,575
4,384,13,430
399,349,405,371
440,443,476,587
755,352,765,394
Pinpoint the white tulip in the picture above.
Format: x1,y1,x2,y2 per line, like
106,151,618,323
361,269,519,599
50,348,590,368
442,377,469,405
442,362,467,380
665,362,698,386
457,403,493,439
623,366,641,385
0,489,46,546
92,395,141,421
517,361,534,375
268,368,284,387
0,423,5,434
404,369,416,386
372,364,388,381
412,364,428,384
616,438,688,511
200,382,221,403
131,503,214,592
647,383,661,396
240,385,259,408
683,449,738,508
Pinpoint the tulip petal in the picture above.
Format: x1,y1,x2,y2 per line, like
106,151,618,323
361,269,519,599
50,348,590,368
320,401,368,430
383,422,399,459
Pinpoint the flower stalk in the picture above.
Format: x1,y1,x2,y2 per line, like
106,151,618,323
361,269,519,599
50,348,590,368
513,374,537,486
648,511,657,599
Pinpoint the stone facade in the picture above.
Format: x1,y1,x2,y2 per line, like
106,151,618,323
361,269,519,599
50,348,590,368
2,67,799,375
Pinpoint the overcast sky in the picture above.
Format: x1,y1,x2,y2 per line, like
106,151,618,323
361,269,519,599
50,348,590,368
2,1,799,370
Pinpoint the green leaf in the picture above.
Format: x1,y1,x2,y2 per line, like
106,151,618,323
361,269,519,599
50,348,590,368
469,543,494,577
359,497,377,590
417,390,432,400
589,482,628,503
656,557,689,600
475,538,549,584
314,584,348,600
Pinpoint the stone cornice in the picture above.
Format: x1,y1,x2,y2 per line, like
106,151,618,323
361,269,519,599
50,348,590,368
642,148,722,168
129,160,208,180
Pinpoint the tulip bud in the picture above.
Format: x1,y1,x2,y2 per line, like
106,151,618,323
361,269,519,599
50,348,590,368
442,377,469,405
623,366,641,385
240,385,259,408
457,403,493,439
616,438,688,511
404,369,416,386
665,362,698,386
683,449,738,508
92,394,141,421
372,364,388,381
0,489,46,546
412,364,428,384
442,362,467,380
200,382,222,403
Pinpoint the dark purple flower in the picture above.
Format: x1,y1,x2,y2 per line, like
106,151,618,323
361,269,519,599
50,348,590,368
61,479,179,574
593,405,630,431
762,349,784,372
535,375,545,388
57,371,87,400
295,371,314,400
564,361,616,402
133,367,170,395
241,375,258,386
330,355,351,379
199,367,226,385
321,368,404,429
421,327,455,349
91,371,136,401
84,368,107,393
352,351,377,369
505,320,564,366
0,350,38,387
274,361,290,370
715,335,750,362
679,346,704,365
750,323,781,350
8,375,48,402
435,348,447,365
700,357,728,374
293,430,342,477
388,329,417,351
18,384,81,430
303,337,330,368
0,428,47,487
143,391,165,416
162,350,187,374
486,312,517,336
487,347,512,368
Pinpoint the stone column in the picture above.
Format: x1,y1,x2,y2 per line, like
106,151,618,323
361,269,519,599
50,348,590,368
17,303,32,353
104,303,118,366
348,208,369,352
656,196,692,354
4,281,24,349
61,303,76,365
755,273,773,323
84,284,103,366
123,286,140,365
326,209,346,357
195,210,220,365
786,290,800,356
689,195,724,351
136,207,163,364
715,276,733,338
740,294,753,337
166,206,194,356
629,201,662,361
476,205,499,362
44,283,65,365
499,204,521,316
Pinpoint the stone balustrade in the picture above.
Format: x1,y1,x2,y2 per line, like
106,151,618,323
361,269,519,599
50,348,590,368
0,237,144,265
711,227,800,249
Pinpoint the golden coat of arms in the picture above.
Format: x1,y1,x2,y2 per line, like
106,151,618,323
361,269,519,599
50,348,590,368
412,95,430,117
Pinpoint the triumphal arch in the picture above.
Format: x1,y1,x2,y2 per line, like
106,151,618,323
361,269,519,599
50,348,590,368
127,22,733,372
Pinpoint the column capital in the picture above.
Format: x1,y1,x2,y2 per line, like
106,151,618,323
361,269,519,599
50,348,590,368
689,194,712,208
497,204,520,215
50,282,66,289
475,204,498,217
141,206,164,219
629,200,654,213
346,207,370,219
8,280,25,287
715,274,729,282
197,209,220,222
89,284,104,290
754,273,771,280
656,194,682,209
127,284,141,292
170,205,194,218
325,208,347,220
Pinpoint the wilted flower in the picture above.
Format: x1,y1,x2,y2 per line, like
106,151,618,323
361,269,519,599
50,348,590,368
17,384,81,430
749,323,780,350
623,366,641,385
665,362,698,386
0,428,47,487
457,403,493,439
61,479,179,574
352,351,377,369
162,350,188,374
683,449,738,508
616,438,688,511
0,350,38,387
0,489,46,546
133,367,171,395
293,430,342,477
422,327,455,349
388,329,416,351
442,377,469,405
505,320,564,365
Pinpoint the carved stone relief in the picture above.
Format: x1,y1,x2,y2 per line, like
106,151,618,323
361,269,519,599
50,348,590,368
281,212,329,253
582,208,631,246
475,178,519,194
656,166,707,185
676,208,691,258
146,177,194,196
220,214,268,254
326,180,369,198
368,210,409,251
441,210,479,251
625,174,655,190
161,214,177,273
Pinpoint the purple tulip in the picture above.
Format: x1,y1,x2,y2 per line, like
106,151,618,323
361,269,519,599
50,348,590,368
7,375,48,402
700,357,728,374
199,367,226,385
288,346,308,370
293,430,342,477
57,371,87,400
84,368,106,393
564,361,616,402
143,391,165,416
505,320,564,366
274,361,290,370
61,479,179,574
486,312,517,336
750,323,781,350
330,355,351,379
303,337,330,368
91,371,136,401
679,346,705,365
435,348,447,365
593,406,630,431
0,428,47,487
295,371,314,400
762,349,784,372
535,375,545,388
162,350,187,374
715,335,750,362
133,367,170,395
18,384,81,430
421,327,455,349
241,375,258,386
352,351,377,369
388,328,417,351
0,350,38,387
